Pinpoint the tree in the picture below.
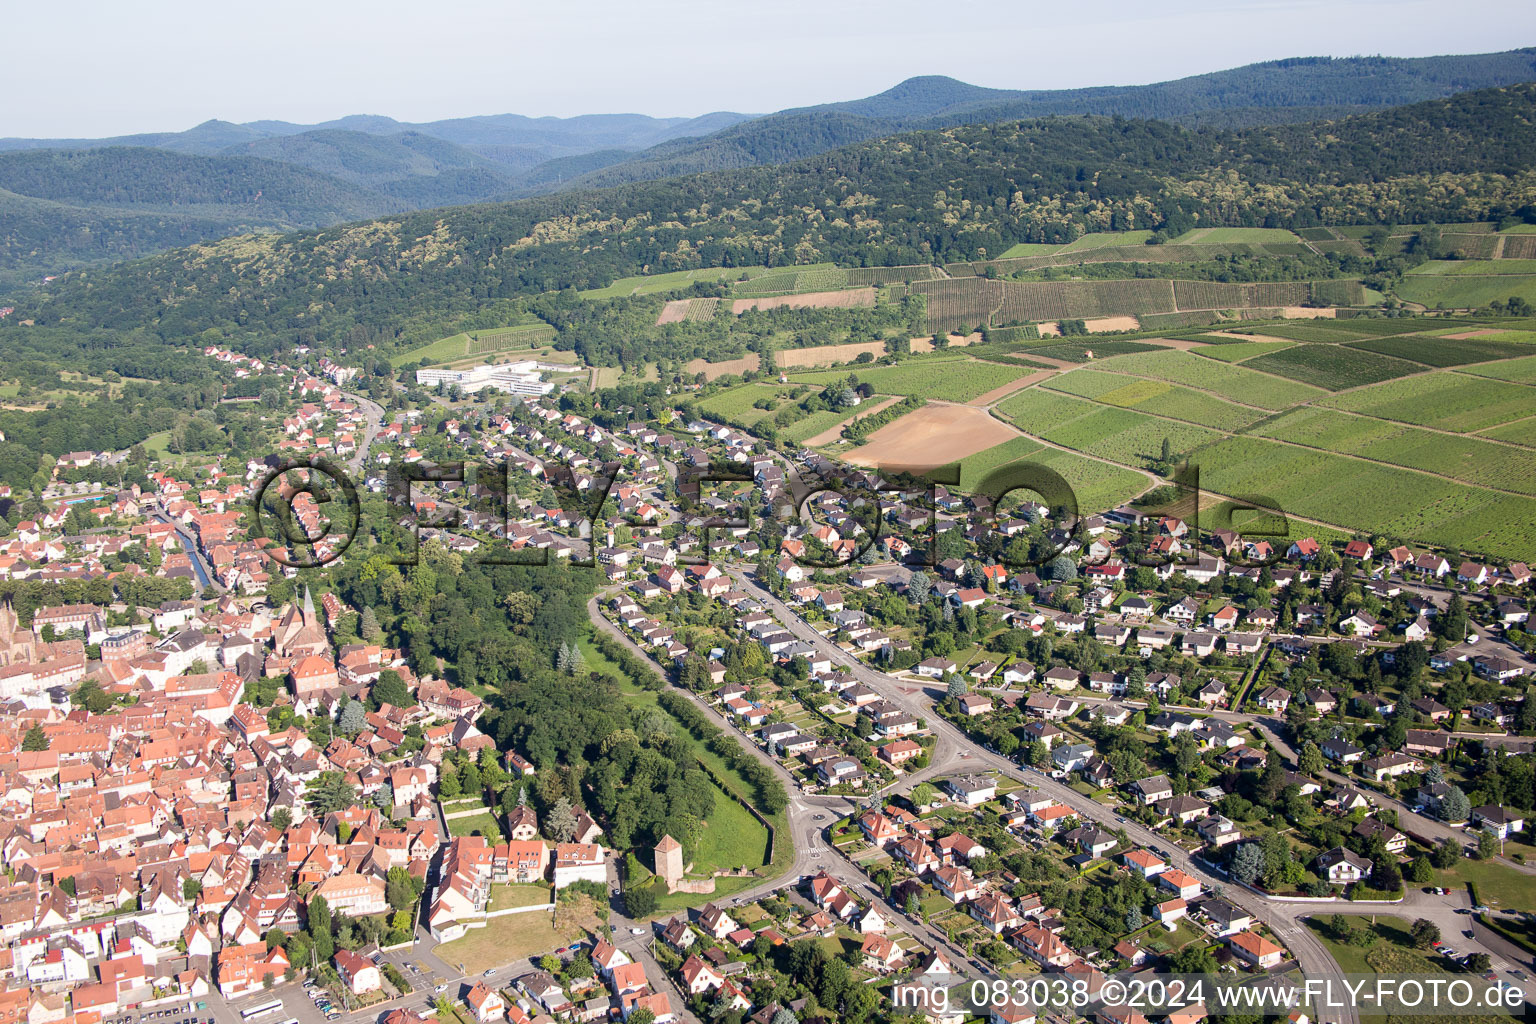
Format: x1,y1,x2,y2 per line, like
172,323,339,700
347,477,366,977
624,885,657,918
546,798,579,843
539,953,561,974
372,669,412,709
271,808,292,832
906,572,930,603
1297,742,1325,776
912,783,936,808
22,724,48,751
1440,786,1471,822
1466,952,1493,974
1407,856,1434,883
338,701,367,734
1125,906,1143,931
360,607,383,643
1409,919,1441,948
1229,842,1265,885
386,867,417,913
945,676,968,699
308,773,357,815
771,1010,799,1024
184,878,202,900
1477,829,1498,860
1431,840,1461,870
308,894,334,961
628,1010,655,1024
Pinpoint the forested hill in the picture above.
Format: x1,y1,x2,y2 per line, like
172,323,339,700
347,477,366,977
537,49,1536,192
11,84,1536,351
0,147,409,289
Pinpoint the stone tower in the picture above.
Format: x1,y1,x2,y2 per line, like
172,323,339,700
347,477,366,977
655,834,683,891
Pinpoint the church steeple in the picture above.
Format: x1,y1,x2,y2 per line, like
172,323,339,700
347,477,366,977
302,586,316,627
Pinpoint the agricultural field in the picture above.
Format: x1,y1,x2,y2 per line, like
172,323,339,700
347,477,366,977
1024,341,1161,361
1169,227,1304,244
998,242,1064,258
1318,371,1536,432
1043,368,1265,430
1241,343,1424,390
996,279,1177,323
782,402,888,445
956,436,1045,491
912,278,1004,332
1171,280,1311,309
844,265,942,286
655,297,719,324
845,403,1020,470
391,317,554,366
1409,259,1536,275
732,265,852,296
1193,341,1296,362
788,356,1026,402
1062,230,1155,250
1395,274,1536,309
1024,447,1151,513
578,264,778,299
1228,320,1416,343
1481,417,1536,446
1461,354,1536,384
698,383,793,428
995,388,1224,467
1346,334,1532,366
1193,434,1536,562
732,288,875,313
1089,349,1327,409
1253,406,1536,495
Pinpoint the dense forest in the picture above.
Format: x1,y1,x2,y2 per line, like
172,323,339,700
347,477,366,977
10,84,1536,355
554,50,1536,191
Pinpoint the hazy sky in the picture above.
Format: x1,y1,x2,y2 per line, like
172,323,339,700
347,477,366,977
7,0,1536,137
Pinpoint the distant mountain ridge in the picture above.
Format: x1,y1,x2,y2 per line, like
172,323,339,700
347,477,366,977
546,49,1536,192
1,47,1534,291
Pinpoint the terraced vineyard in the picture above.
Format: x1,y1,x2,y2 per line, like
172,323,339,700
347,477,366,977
995,279,1176,323
1172,281,1310,309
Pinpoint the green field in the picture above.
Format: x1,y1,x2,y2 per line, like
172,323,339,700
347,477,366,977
1318,371,1536,432
1024,447,1149,513
1042,368,1265,430
1194,434,1536,561
1090,348,1327,409
1062,230,1154,250
1347,334,1533,366
1459,354,1536,384
1194,341,1296,362
1395,274,1536,310
997,388,1224,466
1253,406,1536,495
1242,343,1425,390
392,318,555,367
1409,259,1536,275
1169,227,1304,244
1480,417,1536,445
698,383,792,427
446,812,504,839
732,265,851,296
578,265,780,300
957,436,1045,491
787,357,1026,401
999,242,1064,258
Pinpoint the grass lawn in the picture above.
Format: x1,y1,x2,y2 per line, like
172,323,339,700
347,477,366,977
488,884,551,911
446,812,504,839
436,897,599,972
1436,857,1536,911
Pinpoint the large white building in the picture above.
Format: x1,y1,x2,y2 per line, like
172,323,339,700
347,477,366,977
416,361,556,396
